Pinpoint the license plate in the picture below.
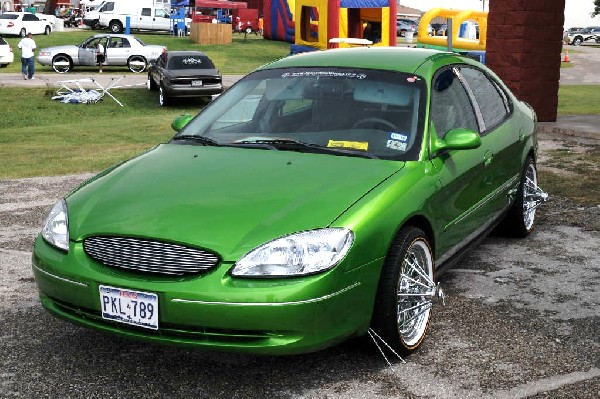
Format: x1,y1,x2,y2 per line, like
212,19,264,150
99,285,158,330
191,80,203,87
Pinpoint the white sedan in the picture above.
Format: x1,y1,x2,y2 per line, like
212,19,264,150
0,12,52,37
37,34,166,73
0,36,14,67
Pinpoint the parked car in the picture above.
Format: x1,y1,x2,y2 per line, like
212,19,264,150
36,33,166,73
0,36,14,67
564,26,600,45
396,18,417,37
147,50,223,106
32,47,546,356
0,12,52,37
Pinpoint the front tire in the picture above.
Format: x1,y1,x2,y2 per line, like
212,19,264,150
19,28,26,37
51,54,72,73
371,226,435,355
573,36,583,45
127,55,146,73
147,73,157,90
245,26,252,34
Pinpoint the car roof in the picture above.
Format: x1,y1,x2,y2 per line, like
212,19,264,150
260,47,473,77
90,33,138,39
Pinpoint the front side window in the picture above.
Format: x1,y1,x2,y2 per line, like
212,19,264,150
430,67,479,138
155,8,169,18
177,68,427,161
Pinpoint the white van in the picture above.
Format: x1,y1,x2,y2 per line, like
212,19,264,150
84,0,169,31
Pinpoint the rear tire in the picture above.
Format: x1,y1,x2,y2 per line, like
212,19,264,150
44,26,51,35
109,21,123,34
371,226,435,356
500,156,539,237
19,28,26,38
159,85,169,106
127,56,146,73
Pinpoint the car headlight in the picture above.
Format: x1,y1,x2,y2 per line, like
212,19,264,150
42,199,69,252
39,51,51,57
231,228,353,277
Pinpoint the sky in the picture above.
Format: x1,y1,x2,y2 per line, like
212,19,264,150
400,0,599,29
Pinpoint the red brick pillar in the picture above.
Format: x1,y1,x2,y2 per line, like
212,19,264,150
486,0,565,122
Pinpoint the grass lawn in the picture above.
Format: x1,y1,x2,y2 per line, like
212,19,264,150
0,88,203,178
1,30,290,74
558,85,600,114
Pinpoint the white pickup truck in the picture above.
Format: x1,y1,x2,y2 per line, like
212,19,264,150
99,6,174,33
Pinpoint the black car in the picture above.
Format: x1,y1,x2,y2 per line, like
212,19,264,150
147,50,223,106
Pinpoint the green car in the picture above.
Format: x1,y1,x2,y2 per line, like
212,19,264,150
33,47,547,356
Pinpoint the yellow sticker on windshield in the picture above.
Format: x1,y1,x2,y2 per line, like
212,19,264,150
327,140,369,151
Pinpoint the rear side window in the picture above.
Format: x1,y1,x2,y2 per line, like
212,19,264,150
0,14,18,20
459,67,511,133
23,14,40,22
141,8,151,17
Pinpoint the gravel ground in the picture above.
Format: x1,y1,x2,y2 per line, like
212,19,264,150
0,133,598,399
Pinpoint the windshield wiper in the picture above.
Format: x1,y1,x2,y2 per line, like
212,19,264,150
171,135,219,146
235,139,379,159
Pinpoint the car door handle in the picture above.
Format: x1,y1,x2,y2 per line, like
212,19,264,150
484,151,493,166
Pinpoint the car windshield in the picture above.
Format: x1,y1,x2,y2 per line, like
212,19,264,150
168,55,215,70
176,67,426,160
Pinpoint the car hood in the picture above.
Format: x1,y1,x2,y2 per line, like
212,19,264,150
67,144,403,261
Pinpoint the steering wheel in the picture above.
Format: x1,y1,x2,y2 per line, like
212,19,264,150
352,117,398,131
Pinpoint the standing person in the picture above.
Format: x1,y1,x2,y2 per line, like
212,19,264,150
95,41,105,73
17,32,36,80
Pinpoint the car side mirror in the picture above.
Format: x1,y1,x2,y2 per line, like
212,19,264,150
431,128,481,155
171,114,193,132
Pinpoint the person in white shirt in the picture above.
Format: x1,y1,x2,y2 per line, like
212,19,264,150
96,42,105,73
17,32,36,80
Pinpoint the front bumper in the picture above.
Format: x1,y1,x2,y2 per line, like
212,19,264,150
32,236,380,355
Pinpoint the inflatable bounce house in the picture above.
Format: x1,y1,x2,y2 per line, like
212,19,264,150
417,8,487,52
264,0,397,50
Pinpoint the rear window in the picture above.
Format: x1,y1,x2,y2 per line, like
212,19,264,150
168,55,215,70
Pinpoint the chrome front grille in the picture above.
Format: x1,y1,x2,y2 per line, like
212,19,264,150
83,236,220,276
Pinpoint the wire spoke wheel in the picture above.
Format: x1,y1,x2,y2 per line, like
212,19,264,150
522,162,538,231
372,226,442,355
52,55,72,73
396,239,434,347
128,56,146,73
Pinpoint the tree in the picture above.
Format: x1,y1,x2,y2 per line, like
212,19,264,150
593,0,600,17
